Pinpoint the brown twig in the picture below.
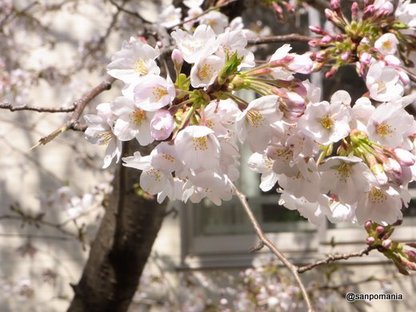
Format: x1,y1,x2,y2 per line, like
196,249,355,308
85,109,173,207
33,75,115,148
297,246,375,273
235,189,315,312
248,34,312,45
0,102,76,113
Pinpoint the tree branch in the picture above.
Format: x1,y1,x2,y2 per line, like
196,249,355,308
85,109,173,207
235,189,314,312
0,102,76,113
33,75,116,148
297,246,375,273
248,34,312,45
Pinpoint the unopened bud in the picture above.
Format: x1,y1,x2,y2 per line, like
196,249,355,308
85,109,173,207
364,221,372,232
341,52,350,62
351,2,359,20
393,148,415,166
309,25,325,35
171,49,183,68
330,0,340,10
320,35,333,44
405,249,416,262
382,239,392,249
366,236,375,245
376,225,385,234
325,66,338,78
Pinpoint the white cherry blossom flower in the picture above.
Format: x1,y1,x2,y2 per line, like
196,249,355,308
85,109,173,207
248,152,278,191
84,103,122,168
375,33,399,55
171,25,219,64
185,170,234,205
202,99,240,137
175,125,221,170
216,29,255,67
366,61,404,102
356,177,403,224
150,142,181,173
111,96,154,145
298,99,351,145
278,158,321,203
319,156,371,204
123,152,173,202
159,5,181,28
150,109,175,141
107,38,160,84
236,95,283,152
190,55,224,88
279,192,327,225
198,11,229,34
367,102,416,148
133,75,176,111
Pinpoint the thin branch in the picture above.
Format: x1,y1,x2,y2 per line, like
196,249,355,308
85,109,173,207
108,0,149,24
248,34,312,45
0,102,76,113
33,75,116,148
235,189,314,312
298,246,375,273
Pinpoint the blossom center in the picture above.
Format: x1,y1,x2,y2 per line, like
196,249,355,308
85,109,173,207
162,153,175,162
376,81,387,93
152,86,168,101
146,168,162,182
375,122,392,137
246,110,264,127
197,64,213,80
192,136,208,151
369,186,387,203
336,163,352,181
97,131,113,145
130,109,146,125
320,115,334,130
134,59,148,75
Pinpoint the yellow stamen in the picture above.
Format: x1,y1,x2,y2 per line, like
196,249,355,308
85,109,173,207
134,59,148,76
375,122,392,137
192,136,208,151
320,115,334,130
246,110,264,127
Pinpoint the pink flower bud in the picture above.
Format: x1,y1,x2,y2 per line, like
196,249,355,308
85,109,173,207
364,221,372,232
330,0,340,10
405,249,416,262
366,236,375,245
351,2,359,19
341,52,350,62
309,25,325,35
376,225,385,234
150,109,175,141
320,35,333,44
394,148,415,166
382,239,392,249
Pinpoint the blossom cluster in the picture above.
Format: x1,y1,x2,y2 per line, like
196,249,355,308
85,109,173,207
310,0,416,102
85,2,416,226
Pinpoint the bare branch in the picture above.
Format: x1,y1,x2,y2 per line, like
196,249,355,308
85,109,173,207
248,34,312,45
235,189,315,312
297,246,375,273
0,102,76,113
33,75,116,148
108,0,150,24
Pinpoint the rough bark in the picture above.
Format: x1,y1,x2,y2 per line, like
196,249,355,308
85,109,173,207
67,141,166,312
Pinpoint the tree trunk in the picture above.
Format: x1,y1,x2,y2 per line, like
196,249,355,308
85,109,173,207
67,141,166,312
